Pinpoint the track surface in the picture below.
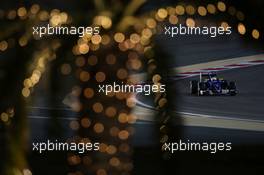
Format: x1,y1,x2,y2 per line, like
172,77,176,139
137,63,264,121
173,64,264,120
156,32,264,67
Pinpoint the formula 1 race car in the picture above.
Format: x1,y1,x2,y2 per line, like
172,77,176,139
190,72,237,96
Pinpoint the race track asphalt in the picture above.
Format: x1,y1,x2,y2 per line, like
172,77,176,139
173,64,264,120
155,32,264,67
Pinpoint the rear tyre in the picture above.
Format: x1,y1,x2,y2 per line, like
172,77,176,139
229,81,237,96
190,80,198,95
221,80,228,89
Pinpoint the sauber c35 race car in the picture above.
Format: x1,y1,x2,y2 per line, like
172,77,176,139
190,72,238,96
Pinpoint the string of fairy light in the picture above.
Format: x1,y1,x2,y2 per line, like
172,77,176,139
0,1,262,175
65,14,142,175
0,2,261,60
0,4,70,126
152,2,261,39
0,4,70,175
